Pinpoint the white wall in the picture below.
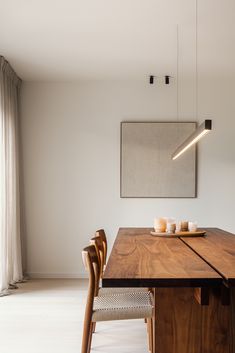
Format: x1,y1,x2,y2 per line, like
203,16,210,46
20,75,235,278
20,0,235,278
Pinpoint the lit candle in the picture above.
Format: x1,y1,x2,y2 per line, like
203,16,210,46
180,221,189,231
188,221,197,232
176,222,181,233
154,218,166,233
166,222,176,234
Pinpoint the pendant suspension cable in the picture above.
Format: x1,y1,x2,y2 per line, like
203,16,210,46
195,0,198,121
176,24,179,123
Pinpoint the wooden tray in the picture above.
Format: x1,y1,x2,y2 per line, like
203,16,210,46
150,230,206,238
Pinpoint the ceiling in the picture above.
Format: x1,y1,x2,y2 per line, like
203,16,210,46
1,0,235,81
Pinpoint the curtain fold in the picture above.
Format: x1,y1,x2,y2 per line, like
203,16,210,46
0,56,23,296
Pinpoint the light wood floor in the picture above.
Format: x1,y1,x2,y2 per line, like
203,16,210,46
0,279,149,353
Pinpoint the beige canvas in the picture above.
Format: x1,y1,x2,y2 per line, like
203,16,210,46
121,122,196,198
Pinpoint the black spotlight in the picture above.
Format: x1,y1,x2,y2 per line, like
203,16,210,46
149,75,154,84
165,75,170,84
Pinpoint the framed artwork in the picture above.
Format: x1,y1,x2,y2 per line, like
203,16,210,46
121,122,197,198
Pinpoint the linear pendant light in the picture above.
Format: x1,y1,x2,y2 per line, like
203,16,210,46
172,1,212,161
172,120,212,160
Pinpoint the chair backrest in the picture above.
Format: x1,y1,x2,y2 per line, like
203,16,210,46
81,244,100,342
82,245,101,301
95,229,107,265
90,235,105,278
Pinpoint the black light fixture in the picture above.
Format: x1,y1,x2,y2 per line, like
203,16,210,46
165,75,170,84
149,75,154,84
149,75,172,85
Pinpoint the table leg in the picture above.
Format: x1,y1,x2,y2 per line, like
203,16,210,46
153,287,231,353
153,287,201,353
201,287,229,353
231,288,235,353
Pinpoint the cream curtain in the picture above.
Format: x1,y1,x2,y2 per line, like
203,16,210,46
0,56,23,296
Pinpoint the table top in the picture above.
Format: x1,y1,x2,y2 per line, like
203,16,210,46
182,228,235,286
102,227,222,288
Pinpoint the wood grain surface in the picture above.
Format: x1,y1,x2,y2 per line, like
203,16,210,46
154,288,201,353
154,287,230,353
102,227,235,353
202,287,230,353
181,228,235,286
102,228,221,288
230,288,235,353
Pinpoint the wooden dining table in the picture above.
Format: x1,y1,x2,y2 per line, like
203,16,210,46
102,227,235,353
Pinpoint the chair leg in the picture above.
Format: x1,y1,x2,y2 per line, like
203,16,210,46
150,319,153,353
147,318,153,353
92,322,96,333
81,317,92,353
87,322,93,353
147,319,150,351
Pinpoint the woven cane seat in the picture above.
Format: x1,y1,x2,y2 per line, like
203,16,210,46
99,287,149,296
92,291,153,322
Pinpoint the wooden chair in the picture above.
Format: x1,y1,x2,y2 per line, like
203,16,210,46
81,245,153,353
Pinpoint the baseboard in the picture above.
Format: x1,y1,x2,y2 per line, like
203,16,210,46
27,272,88,279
